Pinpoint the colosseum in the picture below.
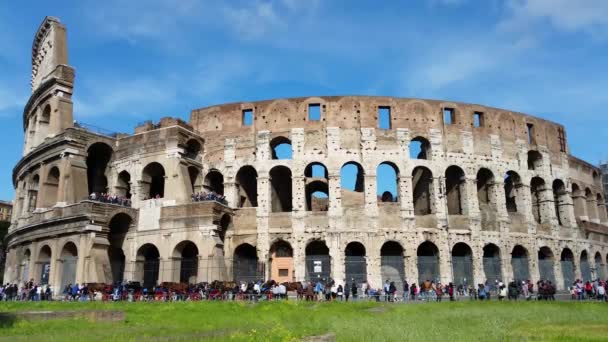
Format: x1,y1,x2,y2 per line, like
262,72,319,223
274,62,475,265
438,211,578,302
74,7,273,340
4,17,608,293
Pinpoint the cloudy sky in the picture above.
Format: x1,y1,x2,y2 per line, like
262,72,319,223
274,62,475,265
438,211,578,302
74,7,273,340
0,0,607,200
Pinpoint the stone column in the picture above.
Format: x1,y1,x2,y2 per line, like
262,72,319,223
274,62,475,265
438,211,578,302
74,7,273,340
328,173,341,216
433,176,447,229
587,197,599,223
292,175,306,214
257,175,270,217
400,175,414,219
553,259,565,291
364,174,378,217
465,176,480,220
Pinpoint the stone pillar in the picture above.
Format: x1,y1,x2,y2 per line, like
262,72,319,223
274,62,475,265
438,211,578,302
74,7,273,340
465,176,480,224
586,197,599,223
258,175,270,216
364,174,378,216
538,186,556,226
502,253,513,283
292,175,306,214
256,131,271,161
473,245,485,285
224,181,238,208
400,175,414,218
329,236,344,284
529,247,541,283
553,259,565,291
494,179,509,221
433,176,447,228
328,173,341,216
438,235,451,284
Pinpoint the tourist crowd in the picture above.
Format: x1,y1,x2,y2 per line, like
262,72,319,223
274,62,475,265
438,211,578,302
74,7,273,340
2,278,606,303
191,191,227,205
89,192,132,207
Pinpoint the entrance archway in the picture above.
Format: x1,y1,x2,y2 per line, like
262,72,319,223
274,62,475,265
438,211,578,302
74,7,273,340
173,241,199,284
136,244,160,288
417,241,439,284
560,248,575,289
38,245,52,285
511,245,530,283
233,244,261,283
580,250,591,281
108,213,131,284
60,242,78,290
451,242,473,287
345,242,367,286
269,240,293,283
483,244,502,282
380,241,404,290
538,247,556,284
305,240,331,282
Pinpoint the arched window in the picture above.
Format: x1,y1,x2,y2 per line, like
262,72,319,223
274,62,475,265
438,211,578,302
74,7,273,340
116,171,131,199
27,174,40,212
236,166,258,207
409,136,431,160
445,166,466,215
142,162,165,199
42,167,60,207
530,177,546,224
412,166,433,215
504,171,521,213
377,162,399,203
476,168,495,208
233,244,260,283
108,213,132,284
341,162,364,208
270,136,292,160
552,179,566,226
203,169,224,195
184,139,202,159
270,166,292,212
560,248,575,289
305,163,329,211
527,150,542,170
571,183,585,218
86,142,113,195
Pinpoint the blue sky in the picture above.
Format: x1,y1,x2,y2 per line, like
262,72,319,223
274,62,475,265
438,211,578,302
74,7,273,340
1,0,608,201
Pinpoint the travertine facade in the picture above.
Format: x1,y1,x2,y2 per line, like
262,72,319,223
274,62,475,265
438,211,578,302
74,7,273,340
4,17,608,292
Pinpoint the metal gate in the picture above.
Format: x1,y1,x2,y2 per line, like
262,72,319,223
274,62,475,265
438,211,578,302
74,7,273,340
20,263,29,282
580,260,592,281
40,262,51,285
483,256,502,282
511,257,530,282
597,263,606,280
111,259,125,284
381,256,405,291
305,255,331,282
345,256,367,286
233,258,264,283
143,259,160,288
180,257,198,284
452,256,473,287
561,260,575,289
61,257,77,289
538,259,556,284
417,256,439,284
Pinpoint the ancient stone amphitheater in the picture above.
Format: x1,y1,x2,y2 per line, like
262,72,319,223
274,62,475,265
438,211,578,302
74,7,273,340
4,17,608,293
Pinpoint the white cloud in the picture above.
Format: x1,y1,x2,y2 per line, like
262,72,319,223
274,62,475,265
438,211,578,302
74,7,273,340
501,0,608,37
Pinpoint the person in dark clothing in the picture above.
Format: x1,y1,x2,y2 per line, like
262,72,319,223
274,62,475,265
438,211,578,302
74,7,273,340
344,283,350,302
403,280,409,300
351,281,358,300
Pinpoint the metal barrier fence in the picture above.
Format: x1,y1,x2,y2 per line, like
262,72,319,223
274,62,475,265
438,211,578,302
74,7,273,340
483,257,502,283
417,256,439,284
561,260,575,289
511,257,530,283
452,256,473,287
538,260,556,285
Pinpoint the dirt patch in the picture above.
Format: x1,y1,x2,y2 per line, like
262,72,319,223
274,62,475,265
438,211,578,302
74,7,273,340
0,310,124,322
302,333,335,342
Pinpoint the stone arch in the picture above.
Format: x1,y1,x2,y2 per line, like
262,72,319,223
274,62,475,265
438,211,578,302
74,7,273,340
377,162,399,203
142,162,165,199
445,165,466,215
184,138,202,159
187,166,202,194
116,170,132,199
233,243,260,283
305,240,331,282
341,162,365,208
410,136,431,160
530,176,546,224
412,166,433,215
136,243,160,288
59,241,78,290
380,241,405,290
594,252,605,280
538,246,556,284
305,162,329,212
19,249,32,282
345,242,367,286
87,142,113,195
27,174,40,212
204,169,224,195
42,166,60,207
527,150,543,170
560,248,575,289
511,245,530,283
269,240,294,282
504,171,522,213
270,165,292,212
270,136,292,160
552,179,567,226
571,183,586,218
173,240,199,284
236,165,258,207
417,241,439,284
218,213,231,244
477,168,495,208
580,250,591,281
451,242,473,287
108,213,133,284
37,245,52,285
483,243,502,282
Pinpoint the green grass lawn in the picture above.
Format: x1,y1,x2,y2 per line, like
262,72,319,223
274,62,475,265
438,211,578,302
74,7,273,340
1,300,608,341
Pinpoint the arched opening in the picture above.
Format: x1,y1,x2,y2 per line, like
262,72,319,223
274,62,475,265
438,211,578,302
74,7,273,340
27,174,40,212
60,242,78,290
553,180,567,226
585,188,598,221
597,194,607,222
236,166,258,207
451,242,473,287
341,162,364,208
527,150,542,170
477,168,495,209
305,163,329,211
377,162,399,203
538,247,556,284
269,166,292,212
580,250,591,281
345,242,367,286
571,183,586,218
42,167,60,208
305,240,331,282
116,171,132,199
483,244,502,282
417,241,439,284
530,177,546,224
136,244,160,288
203,169,224,195
38,105,51,138
38,245,52,285
269,240,293,283
504,171,522,213
108,213,131,284
511,245,530,283
173,241,199,284
20,249,31,282
445,166,466,215
381,241,404,290
412,166,433,215
233,244,260,283
218,214,231,243
270,136,292,160
188,166,202,194
410,136,431,160
142,162,165,199
560,248,575,289
86,142,113,195
184,139,202,159
594,252,605,280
